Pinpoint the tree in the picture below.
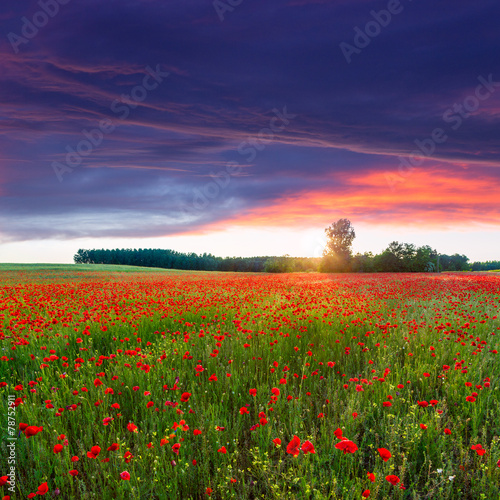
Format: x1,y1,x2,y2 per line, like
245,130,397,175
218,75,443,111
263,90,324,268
323,218,355,260
351,252,375,272
413,245,437,272
384,241,418,271
373,250,400,272
264,255,294,273
74,249,90,264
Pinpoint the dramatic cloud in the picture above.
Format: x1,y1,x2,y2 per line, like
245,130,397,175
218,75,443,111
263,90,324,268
0,0,499,245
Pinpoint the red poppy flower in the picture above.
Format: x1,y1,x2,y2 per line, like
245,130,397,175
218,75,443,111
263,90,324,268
471,444,486,456
127,423,138,433
272,438,282,447
301,440,315,455
180,392,191,402
172,443,181,455
0,477,9,486
37,482,49,495
120,471,131,480
24,426,43,438
107,443,119,451
87,446,101,459
249,388,257,396
362,490,370,498
335,439,358,454
69,470,78,477
333,428,343,440
124,451,134,463
218,446,227,454
286,435,301,457
444,428,452,435
367,472,375,482
378,448,392,461
193,429,202,436
386,475,400,485
53,444,63,454
12,397,23,407
239,407,249,414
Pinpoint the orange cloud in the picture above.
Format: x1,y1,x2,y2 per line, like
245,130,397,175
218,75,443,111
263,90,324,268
199,167,500,232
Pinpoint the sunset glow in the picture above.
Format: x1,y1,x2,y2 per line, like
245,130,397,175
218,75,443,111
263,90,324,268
0,0,499,261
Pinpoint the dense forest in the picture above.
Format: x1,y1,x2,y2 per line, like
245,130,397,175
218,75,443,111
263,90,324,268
73,248,304,272
470,260,500,271
73,245,495,273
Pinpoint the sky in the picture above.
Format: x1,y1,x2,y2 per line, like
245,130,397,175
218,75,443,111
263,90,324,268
0,0,499,263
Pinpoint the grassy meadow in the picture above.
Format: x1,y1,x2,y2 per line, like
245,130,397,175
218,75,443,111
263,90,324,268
1,265,499,499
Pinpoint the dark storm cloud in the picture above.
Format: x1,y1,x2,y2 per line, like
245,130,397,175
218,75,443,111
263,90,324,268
0,0,499,241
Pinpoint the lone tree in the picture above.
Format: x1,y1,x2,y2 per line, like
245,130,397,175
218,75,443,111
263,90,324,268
321,219,356,271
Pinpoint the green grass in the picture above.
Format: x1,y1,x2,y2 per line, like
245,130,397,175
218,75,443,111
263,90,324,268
1,270,499,499
0,263,176,273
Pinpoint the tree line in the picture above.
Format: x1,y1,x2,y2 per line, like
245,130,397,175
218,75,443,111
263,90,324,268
470,260,500,271
73,219,497,273
317,219,477,272
73,246,487,273
74,248,271,272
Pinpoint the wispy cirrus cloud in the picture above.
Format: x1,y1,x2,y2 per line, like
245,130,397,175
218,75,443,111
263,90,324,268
0,0,499,251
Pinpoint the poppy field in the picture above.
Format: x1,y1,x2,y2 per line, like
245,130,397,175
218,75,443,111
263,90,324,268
1,268,499,499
